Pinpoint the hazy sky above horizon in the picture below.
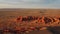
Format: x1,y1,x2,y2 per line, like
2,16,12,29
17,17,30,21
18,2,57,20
0,0,60,9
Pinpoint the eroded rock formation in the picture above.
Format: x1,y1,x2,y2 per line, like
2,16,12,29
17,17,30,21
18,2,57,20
0,16,60,34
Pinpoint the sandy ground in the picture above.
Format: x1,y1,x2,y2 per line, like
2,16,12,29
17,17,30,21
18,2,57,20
0,9,60,34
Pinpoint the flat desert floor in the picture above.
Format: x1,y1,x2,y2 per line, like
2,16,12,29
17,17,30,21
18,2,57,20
0,9,60,34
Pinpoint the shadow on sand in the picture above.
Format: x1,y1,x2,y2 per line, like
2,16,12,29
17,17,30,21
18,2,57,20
47,26,60,34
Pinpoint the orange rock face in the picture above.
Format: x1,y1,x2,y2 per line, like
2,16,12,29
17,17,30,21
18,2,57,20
16,16,60,24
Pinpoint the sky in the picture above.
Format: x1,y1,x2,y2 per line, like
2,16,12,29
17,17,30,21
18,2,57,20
0,0,60,9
